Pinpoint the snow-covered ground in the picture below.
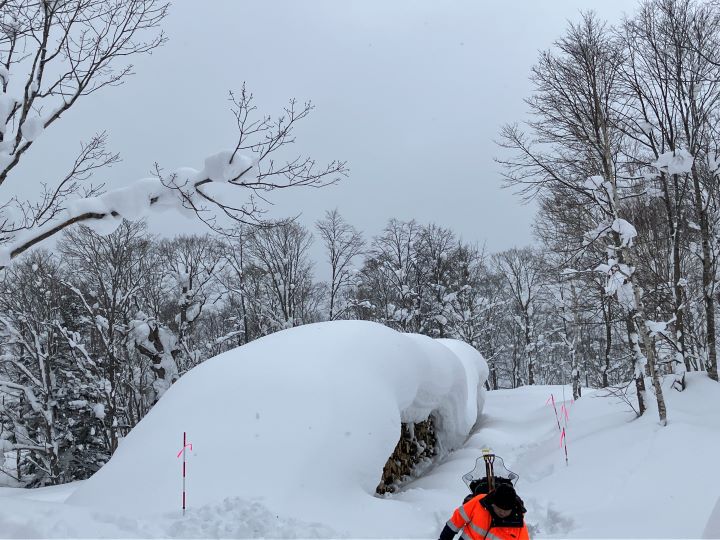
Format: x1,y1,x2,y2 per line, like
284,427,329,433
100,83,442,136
467,377,720,538
0,321,719,538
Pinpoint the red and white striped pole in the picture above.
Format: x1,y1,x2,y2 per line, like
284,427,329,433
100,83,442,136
182,431,186,515
177,432,192,515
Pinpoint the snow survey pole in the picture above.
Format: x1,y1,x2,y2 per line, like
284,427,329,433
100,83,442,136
182,432,187,515
547,392,570,465
482,448,495,491
545,394,561,432
560,386,571,466
177,432,193,515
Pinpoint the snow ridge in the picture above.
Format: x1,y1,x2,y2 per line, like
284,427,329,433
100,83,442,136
66,320,488,536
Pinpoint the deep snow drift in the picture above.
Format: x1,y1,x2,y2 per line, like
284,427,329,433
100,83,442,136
66,321,489,537
465,376,720,538
1,321,719,538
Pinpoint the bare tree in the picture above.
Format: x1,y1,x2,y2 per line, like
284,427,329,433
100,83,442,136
0,0,167,251
619,0,720,382
493,247,546,386
158,234,225,373
414,224,457,337
498,12,668,423
0,252,95,484
315,209,364,320
0,1,347,270
557,274,584,400
219,228,256,345
59,221,153,451
155,87,348,236
247,221,317,329
366,219,423,332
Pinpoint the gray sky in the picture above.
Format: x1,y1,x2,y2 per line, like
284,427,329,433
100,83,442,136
21,0,632,261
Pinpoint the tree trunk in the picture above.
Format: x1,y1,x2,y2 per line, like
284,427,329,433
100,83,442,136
692,172,719,382
631,287,668,425
329,263,337,321
627,314,646,416
662,173,690,376
570,281,582,400
569,339,580,400
525,312,534,385
602,293,612,388
635,372,647,417
606,155,667,423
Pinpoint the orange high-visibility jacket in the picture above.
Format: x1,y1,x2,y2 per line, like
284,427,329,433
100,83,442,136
447,494,530,540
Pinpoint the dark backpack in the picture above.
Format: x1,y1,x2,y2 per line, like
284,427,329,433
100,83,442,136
462,476,514,504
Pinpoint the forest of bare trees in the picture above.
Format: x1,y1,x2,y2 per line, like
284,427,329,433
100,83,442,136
2,0,720,487
499,0,720,426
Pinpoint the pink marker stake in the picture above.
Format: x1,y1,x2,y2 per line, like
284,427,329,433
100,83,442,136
558,425,569,466
176,433,193,515
182,431,186,515
546,394,561,431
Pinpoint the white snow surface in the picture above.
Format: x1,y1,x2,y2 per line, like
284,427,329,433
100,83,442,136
1,323,719,538
202,150,258,183
637,120,655,134
20,115,44,142
92,403,106,421
610,218,637,247
67,321,488,536
646,319,668,336
599,261,637,310
583,175,604,191
652,148,695,175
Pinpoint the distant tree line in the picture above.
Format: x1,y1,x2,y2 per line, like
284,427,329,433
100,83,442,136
499,0,720,427
0,202,699,486
3,0,720,487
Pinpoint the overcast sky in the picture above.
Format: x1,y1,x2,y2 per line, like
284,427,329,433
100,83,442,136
21,0,633,262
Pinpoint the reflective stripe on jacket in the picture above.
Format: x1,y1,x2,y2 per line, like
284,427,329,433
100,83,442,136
447,494,529,540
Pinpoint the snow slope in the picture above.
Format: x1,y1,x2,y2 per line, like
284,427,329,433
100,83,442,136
0,321,718,538
65,320,488,537
461,375,720,538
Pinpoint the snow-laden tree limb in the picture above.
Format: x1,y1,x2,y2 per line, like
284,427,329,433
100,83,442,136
1,1,347,271
0,89,347,270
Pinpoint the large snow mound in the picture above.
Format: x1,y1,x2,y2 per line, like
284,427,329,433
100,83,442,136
2,370,718,538
67,321,488,536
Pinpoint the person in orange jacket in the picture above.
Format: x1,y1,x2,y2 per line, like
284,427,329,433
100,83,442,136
438,483,530,540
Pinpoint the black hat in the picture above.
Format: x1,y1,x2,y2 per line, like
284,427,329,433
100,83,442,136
492,483,517,510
